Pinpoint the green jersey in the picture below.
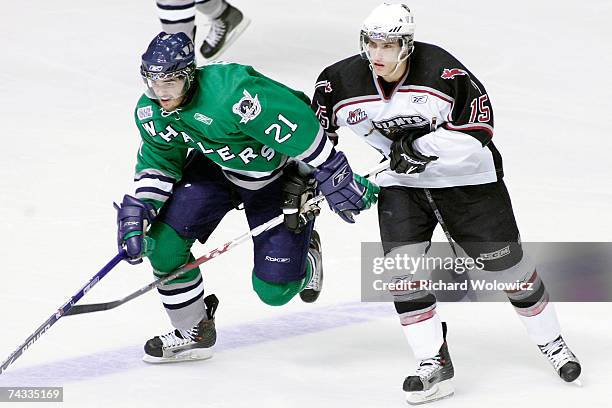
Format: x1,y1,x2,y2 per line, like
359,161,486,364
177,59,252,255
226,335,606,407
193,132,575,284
133,63,333,209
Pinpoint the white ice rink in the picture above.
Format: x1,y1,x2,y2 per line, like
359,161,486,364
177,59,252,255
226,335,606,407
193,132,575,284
1,0,611,407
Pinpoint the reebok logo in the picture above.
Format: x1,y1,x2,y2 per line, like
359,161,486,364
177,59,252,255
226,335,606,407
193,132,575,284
265,256,291,263
194,112,213,125
411,95,428,104
332,165,350,187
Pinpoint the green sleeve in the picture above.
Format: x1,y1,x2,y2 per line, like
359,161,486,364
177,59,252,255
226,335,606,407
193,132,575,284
233,76,323,158
133,116,189,210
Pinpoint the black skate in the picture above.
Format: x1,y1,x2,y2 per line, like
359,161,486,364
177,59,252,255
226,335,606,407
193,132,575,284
538,335,581,383
300,230,323,303
403,322,455,405
200,3,250,59
143,294,218,363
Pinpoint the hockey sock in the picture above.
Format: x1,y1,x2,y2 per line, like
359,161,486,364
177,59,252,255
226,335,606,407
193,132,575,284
195,0,227,19
396,300,444,360
506,268,561,345
157,0,196,40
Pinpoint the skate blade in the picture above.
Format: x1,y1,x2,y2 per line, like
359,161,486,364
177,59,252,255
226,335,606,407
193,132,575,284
202,17,251,61
142,348,214,364
570,379,583,387
406,381,454,405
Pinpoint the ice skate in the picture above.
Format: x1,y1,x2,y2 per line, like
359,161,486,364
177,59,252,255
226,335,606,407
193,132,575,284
200,2,250,59
143,294,218,363
538,335,581,383
404,322,454,405
300,230,323,303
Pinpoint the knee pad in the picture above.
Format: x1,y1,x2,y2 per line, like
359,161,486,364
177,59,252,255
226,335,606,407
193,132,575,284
252,272,304,306
148,222,199,283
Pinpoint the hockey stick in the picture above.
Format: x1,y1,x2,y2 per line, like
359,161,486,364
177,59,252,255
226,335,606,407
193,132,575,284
0,250,126,375
423,188,459,258
65,161,390,316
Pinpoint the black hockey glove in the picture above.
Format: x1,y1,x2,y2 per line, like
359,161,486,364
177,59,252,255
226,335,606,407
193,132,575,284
389,128,438,174
281,162,319,233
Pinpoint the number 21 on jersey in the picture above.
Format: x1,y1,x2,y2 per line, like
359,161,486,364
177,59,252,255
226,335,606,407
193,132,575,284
265,114,298,143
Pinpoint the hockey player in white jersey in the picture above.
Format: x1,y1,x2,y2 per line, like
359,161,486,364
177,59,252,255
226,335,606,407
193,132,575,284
155,0,250,59
312,3,581,404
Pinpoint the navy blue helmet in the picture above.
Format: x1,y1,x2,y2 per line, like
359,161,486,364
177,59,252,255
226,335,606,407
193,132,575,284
141,32,196,100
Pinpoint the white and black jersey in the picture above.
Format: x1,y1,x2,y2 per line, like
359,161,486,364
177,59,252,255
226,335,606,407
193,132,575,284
312,41,503,188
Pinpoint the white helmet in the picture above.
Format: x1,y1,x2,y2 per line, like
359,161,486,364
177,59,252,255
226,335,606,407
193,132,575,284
360,3,416,64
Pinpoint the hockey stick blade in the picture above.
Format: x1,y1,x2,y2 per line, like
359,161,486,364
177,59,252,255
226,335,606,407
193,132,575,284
0,251,125,375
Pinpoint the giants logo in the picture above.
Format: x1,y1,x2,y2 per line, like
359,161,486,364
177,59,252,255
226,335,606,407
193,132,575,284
347,108,368,125
441,68,468,80
371,115,429,137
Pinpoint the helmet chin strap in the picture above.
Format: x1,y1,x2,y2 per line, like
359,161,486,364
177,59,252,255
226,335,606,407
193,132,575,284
366,42,412,80
387,58,407,78
370,54,409,80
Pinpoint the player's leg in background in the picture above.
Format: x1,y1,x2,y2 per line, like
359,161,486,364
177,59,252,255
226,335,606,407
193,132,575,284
156,0,197,40
196,0,250,59
437,180,581,382
378,186,455,404
239,172,319,306
143,152,235,362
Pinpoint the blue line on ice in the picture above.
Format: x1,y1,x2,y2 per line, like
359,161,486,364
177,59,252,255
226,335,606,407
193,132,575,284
0,302,394,386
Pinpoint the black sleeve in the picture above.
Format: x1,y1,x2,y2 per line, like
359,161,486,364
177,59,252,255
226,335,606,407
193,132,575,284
311,69,339,134
440,66,494,146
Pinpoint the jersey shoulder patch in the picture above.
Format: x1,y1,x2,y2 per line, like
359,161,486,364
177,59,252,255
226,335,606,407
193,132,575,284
137,105,154,120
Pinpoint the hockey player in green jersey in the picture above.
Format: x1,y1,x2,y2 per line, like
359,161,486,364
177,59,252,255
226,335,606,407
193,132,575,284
114,32,379,363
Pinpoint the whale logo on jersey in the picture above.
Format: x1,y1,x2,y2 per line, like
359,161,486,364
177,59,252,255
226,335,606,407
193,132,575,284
441,68,468,80
347,108,368,125
232,89,262,124
371,115,429,138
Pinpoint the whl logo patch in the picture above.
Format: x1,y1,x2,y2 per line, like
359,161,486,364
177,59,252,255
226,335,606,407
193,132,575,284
347,108,368,125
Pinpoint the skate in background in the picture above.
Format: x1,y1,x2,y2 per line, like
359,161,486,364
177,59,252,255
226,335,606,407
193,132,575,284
155,0,250,60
